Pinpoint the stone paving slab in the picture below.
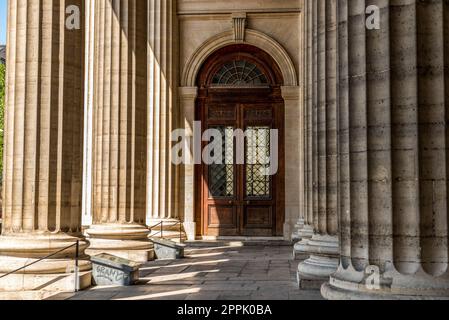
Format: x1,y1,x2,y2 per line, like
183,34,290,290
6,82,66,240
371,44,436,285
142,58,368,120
52,244,324,301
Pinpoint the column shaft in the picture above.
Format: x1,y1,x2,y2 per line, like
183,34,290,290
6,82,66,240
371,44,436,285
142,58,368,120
293,1,313,244
88,0,153,262
297,0,339,288
146,0,184,240
0,0,90,291
296,0,315,243
338,0,351,268
147,0,177,221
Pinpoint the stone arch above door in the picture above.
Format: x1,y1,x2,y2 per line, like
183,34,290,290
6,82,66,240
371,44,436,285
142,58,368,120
181,29,298,87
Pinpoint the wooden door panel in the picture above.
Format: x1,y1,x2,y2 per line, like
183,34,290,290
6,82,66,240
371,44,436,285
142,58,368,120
244,206,273,228
207,104,237,122
243,206,274,236
200,95,284,238
207,205,238,236
208,205,237,227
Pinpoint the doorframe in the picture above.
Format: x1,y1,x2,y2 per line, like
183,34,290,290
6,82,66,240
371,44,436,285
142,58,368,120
193,44,286,238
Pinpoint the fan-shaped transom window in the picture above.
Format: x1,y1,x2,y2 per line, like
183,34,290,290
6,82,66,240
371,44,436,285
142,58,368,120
211,60,269,86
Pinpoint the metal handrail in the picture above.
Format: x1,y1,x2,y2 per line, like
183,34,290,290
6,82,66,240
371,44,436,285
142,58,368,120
0,240,81,292
149,221,184,243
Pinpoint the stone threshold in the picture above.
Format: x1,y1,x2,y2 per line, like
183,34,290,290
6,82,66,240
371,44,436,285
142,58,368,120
186,237,293,247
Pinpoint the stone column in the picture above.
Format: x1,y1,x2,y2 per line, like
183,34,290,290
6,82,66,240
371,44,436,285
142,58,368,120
82,0,96,227
0,0,91,291
146,0,182,240
294,0,315,250
178,87,198,241
322,0,449,299
86,0,153,263
297,0,339,289
283,86,303,241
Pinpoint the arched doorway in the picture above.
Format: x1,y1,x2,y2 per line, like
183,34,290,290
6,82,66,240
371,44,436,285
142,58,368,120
195,44,285,238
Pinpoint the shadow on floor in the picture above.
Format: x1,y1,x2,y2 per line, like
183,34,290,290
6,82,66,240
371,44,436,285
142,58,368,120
49,245,323,301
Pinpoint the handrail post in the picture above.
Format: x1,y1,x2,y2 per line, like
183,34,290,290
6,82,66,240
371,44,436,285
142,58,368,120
74,240,80,293
161,221,164,239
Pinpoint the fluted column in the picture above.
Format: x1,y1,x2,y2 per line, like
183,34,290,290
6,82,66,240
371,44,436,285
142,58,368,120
146,0,181,239
302,0,315,241
322,0,449,299
82,0,96,227
0,0,90,291
294,0,314,259
87,0,153,263
297,0,339,289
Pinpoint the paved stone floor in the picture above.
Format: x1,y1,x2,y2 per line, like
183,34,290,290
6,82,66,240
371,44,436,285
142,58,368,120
52,244,323,300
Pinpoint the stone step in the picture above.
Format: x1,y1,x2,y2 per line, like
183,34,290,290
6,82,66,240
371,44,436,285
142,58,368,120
185,239,294,248
0,271,92,293
0,290,61,300
0,271,92,300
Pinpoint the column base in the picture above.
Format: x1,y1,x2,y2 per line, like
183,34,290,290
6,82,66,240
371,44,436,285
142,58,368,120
321,265,449,300
0,233,92,292
297,234,339,289
85,224,154,263
292,225,315,260
183,222,196,241
297,224,315,240
291,218,306,241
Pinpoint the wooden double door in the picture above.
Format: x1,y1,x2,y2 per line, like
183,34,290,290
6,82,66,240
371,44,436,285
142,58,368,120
197,94,285,237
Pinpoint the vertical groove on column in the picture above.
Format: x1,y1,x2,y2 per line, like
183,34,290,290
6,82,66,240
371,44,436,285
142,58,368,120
312,0,319,232
95,0,105,223
390,0,420,275
317,0,327,234
101,1,112,223
366,0,393,268
119,0,130,222
417,0,448,276
147,0,155,220
2,0,13,232
300,0,306,227
24,0,40,232
10,0,27,232
133,0,149,224
301,0,306,223
348,0,369,270
65,0,85,232
338,0,350,268
147,0,177,221
445,0,449,272
160,0,168,219
110,0,120,222
325,0,338,236
306,0,314,227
